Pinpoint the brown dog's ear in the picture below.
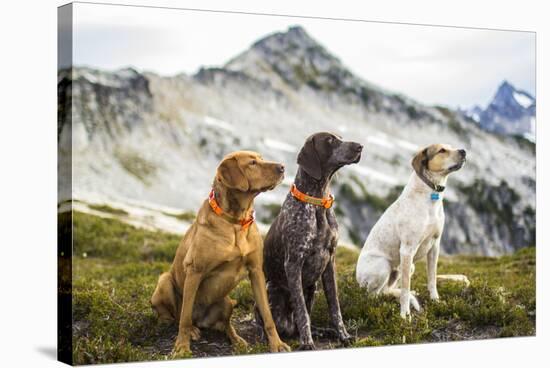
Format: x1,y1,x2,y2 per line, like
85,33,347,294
412,148,428,175
217,157,249,191
297,135,322,180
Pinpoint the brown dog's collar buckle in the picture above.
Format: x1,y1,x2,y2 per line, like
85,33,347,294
240,211,255,229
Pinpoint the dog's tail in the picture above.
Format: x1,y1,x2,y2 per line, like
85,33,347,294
437,274,471,287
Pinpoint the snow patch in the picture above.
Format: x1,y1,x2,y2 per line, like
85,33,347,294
203,116,234,131
523,133,535,143
366,134,394,150
513,92,533,109
71,196,191,235
263,138,297,153
352,165,399,185
78,69,125,88
394,138,418,152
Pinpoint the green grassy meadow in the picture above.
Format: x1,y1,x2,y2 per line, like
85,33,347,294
69,212,535,365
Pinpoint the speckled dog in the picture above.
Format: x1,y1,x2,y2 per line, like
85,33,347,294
259,132,363,350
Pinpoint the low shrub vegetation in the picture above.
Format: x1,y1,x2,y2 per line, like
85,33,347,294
161,210,196,222
114,149,158,185
88,204,129,216
70,212,535,364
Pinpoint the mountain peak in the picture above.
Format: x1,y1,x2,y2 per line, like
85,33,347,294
288,25,308,36
224,25,372,96
250,25,319,53
226,26,342,82
469,80,536,138
498,80,514,90
492,80,534,110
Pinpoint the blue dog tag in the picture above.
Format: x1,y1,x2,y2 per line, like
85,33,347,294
430,192,440,201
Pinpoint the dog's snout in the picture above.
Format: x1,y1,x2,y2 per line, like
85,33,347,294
459,149,466,158
355,143,364,152
276,164,285,174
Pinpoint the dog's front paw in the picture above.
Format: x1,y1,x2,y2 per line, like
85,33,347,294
297,342,316,351
339,331,355,347
297,343,316,351
269,339,291,353
429,290,440,301
172,336,192,357
400,291,413,320
400,303,412,321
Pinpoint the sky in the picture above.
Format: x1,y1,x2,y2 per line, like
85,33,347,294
70,2,536,109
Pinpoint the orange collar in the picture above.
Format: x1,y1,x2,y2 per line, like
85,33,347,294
290,184,334,209
208,189,255,229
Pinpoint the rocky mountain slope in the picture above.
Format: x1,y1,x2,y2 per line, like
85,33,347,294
58,26,536,256
465,81,536,141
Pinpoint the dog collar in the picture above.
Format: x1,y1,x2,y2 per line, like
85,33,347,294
430,192,441,201
208,189,255,229
290,184,334,209
417,172,445,193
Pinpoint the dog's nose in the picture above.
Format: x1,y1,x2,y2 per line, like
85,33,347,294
355,144,364,152
459,149,466,158
276,164,285,174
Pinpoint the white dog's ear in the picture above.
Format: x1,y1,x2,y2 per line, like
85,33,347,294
412,148,428,175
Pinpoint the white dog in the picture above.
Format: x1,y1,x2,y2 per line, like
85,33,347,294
356,144,467,319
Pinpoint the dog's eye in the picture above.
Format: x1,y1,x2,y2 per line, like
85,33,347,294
439,148,447,154
250,160,257,165
327,137,333,144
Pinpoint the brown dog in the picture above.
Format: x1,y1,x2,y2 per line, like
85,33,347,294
151,151,291,355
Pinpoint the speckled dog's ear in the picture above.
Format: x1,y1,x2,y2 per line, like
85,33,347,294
217,157,250,191
411,147,428,175
297,135,322,180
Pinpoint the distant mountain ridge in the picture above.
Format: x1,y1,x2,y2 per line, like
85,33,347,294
465,81,535,141
59,26,536,256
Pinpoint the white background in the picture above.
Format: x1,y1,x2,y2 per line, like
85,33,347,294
0,0,546,367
